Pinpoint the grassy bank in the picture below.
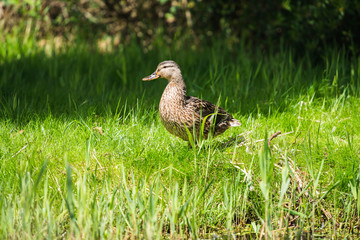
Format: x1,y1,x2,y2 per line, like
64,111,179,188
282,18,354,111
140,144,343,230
0,36,360,238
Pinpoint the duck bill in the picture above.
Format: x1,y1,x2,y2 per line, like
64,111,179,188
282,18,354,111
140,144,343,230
142,72,160,81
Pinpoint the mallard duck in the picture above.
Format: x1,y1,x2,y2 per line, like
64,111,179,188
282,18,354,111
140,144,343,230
142,60,240,143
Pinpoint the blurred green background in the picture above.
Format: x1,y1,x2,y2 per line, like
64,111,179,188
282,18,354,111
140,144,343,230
1,0,360,53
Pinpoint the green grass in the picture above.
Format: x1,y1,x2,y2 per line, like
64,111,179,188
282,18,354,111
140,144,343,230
0,35,360,239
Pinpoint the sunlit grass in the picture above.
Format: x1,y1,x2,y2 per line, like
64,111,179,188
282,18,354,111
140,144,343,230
0,36,359,238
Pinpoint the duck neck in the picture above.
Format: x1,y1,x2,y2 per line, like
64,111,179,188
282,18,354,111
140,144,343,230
170,75,186,91
162,76,187,105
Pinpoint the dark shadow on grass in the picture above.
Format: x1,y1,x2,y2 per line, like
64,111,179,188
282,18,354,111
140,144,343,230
186,134,246,152
0,42,357,125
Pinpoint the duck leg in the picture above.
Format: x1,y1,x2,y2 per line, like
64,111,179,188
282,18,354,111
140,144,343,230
187,141,198,149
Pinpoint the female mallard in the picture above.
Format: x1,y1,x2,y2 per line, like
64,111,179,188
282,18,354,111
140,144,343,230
142,60,240,143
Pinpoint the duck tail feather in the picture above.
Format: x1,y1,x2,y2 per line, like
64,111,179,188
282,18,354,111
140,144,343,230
229,119,241,127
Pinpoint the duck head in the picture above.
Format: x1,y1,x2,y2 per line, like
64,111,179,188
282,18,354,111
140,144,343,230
142,60,181,82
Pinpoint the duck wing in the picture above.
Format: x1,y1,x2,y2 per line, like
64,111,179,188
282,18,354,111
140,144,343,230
184,96,233,125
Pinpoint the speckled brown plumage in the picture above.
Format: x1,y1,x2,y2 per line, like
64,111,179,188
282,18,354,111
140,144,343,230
143,60,240,142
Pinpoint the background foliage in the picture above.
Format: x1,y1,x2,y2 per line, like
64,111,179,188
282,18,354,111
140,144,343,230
1,0,360,53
